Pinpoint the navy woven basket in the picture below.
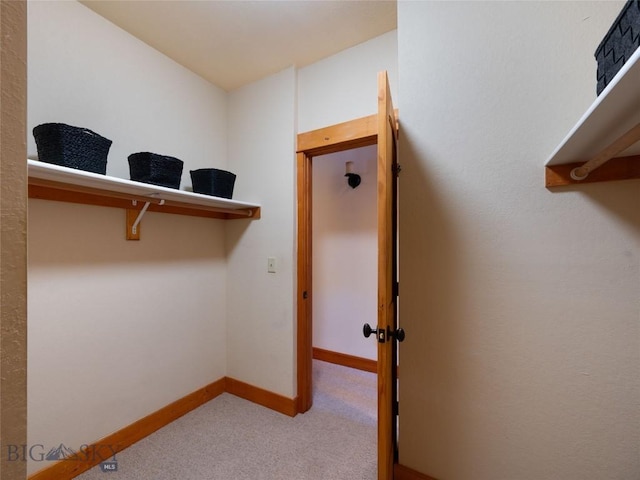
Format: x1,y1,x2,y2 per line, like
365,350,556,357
128,152,183,189
595,0,640,95
190,168,236,199
32,123,112,174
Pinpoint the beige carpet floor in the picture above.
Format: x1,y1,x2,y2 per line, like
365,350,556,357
77,359,377,479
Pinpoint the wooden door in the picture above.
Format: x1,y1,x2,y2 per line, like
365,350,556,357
376,70,399,480
295,70,399,480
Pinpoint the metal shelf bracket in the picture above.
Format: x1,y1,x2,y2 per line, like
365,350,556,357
126,196,165,241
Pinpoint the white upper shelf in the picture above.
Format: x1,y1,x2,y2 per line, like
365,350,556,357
546,47,640,166
28,159,260,215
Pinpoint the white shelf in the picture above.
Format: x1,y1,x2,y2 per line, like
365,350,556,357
546,47,640,167
28,159,260,222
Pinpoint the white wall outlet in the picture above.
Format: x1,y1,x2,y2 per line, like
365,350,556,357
267,257,276,273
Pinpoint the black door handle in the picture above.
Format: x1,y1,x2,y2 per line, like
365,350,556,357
363,323,385,343
363,323,376,338
363,324,405,343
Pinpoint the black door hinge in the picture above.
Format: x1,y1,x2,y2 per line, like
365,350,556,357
393,281,399,298
393,163,402,177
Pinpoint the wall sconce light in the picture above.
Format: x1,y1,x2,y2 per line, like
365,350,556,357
345,161,361,189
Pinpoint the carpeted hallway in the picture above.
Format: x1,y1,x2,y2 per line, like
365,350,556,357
77,360,377,479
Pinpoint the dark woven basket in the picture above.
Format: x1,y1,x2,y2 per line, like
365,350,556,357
128,152,183,189
190,168,236,199
595,0,640,95
32,123,112,174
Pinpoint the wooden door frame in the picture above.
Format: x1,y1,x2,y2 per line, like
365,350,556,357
296,113,380,413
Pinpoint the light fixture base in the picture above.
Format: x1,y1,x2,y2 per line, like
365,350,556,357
345,173,361,189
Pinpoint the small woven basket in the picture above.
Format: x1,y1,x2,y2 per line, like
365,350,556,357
190,168,236,199
595,0,640,94
128,152,183,189
32,123,112,174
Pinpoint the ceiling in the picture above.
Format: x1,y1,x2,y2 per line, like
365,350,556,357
80,0,397,91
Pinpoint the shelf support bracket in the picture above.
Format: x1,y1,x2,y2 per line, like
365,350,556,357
569,121,640,181
126,196,165,241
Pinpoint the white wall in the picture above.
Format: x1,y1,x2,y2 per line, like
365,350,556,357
27,2,228,475
25,2,640,477
312,146,377,360
297,29,397,366
298,30,398,132
224,29,398,399
28,203,227,473
398,2,639,479
225,67,297,398
26,10,397,467
28,0,228,184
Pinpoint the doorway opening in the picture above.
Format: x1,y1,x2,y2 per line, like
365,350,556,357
312,145,378,368
310,144,379,428
296,114,381,414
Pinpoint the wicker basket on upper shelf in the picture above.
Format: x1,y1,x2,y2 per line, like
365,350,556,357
32,123,112,174
128,152,184,189
595,0,640,95
190,168,236,199
190,168,236,198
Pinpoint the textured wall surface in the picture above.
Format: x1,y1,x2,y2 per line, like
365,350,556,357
0,2,27,479
398,1,639,479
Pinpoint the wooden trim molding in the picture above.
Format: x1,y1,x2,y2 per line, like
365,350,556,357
313,347,377,373
296,114,378,156
28,184,258,220
28,378,226,480
28,377,298,480
545,155,640,187
394,463,439,480
296,110,398,157
225,377,298,417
